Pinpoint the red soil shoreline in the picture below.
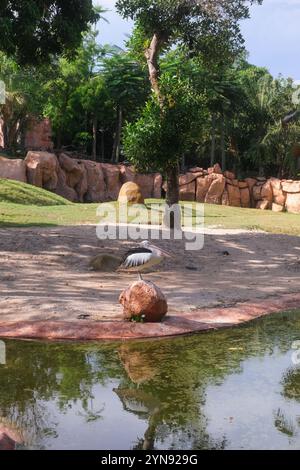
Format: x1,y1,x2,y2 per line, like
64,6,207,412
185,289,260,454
0,292,299,341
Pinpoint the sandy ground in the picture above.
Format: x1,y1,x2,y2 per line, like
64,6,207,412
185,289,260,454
0,225,299,325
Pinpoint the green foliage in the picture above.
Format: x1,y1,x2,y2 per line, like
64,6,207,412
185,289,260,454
124,73,207,173
0,0,99,64
117,0,263,64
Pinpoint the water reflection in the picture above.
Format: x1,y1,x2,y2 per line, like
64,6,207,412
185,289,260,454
0,311,300,449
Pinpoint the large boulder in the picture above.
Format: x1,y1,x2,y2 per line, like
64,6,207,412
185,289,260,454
272,203,284,212
252,183,263,201
282,180,300,193
227,184,241,207
135,173,155,199
208,163,222,175
120,280,168,323
256,200,270,210
25,151,58,189
196,175,212,202
204,174,225,204
285,193,300,213
269,177,286,206
179,173,196,201
55,166,77,202
101,163,121,200
84,160,106,202
118,182,144,204
0,157,27,183
58,153,87,202
240,187,251,208
89,254,122,272
260,180,273,202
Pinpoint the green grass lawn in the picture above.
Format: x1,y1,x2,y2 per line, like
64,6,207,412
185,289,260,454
0,178,299,235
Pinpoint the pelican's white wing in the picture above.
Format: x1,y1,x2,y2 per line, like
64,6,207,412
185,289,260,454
123,252,153,269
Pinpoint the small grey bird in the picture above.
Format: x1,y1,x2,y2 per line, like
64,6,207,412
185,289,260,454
119,240,172,280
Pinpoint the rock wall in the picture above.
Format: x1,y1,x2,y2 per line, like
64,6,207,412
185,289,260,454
1,154,300,214
0,152,161,202
179,163,300,213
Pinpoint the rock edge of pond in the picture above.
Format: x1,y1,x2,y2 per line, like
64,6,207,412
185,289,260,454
0,292,300,341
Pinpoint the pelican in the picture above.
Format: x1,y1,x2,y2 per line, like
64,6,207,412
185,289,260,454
119,240,172,280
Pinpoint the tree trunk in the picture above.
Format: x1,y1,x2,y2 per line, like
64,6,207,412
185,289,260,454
145,33,166,107
164,165,181,230
210,113,216,167
92,115,97,161
100,130,105,162
111,106,123,163
221,114,226,171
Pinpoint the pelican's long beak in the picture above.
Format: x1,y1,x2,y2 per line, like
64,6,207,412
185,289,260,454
150,244,173,258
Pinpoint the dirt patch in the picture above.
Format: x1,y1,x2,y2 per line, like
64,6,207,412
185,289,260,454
0,225,299,339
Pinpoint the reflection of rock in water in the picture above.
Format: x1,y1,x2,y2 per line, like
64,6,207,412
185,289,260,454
117,343,162,449
118,344,157,385
0,418,24,450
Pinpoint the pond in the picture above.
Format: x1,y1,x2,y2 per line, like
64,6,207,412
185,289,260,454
1,311,300,450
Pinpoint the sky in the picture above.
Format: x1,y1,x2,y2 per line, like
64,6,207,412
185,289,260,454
94,0,300,80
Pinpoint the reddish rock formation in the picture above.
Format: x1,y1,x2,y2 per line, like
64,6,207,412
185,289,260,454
179,173,196,201
285,193,300,214
25,151,58,189
282,180,300,193
204,174,225,204
0,424,23,450
24,118,53,151
269,177,286,206
224,170,236,180
84,160,105,203
208,163,222,175
135,173,155,199
261,180,273,202
58,153,87,202
222,189,230,206
0,157,27,182
153,173,162,198
102,163,121,200
256,200,270,210
55,166,78,202
119,164,135,184
227,184,241,207
196,175,212,202
272,203,284,212
118,182,144,204
240,187,251,208
119,280,168,323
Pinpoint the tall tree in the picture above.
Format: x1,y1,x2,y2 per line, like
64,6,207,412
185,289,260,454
116,0,263,224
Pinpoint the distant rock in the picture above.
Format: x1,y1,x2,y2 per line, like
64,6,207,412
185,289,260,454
0,157,27,183
118,182,144,204
25,151,58,189
89,254,122,272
